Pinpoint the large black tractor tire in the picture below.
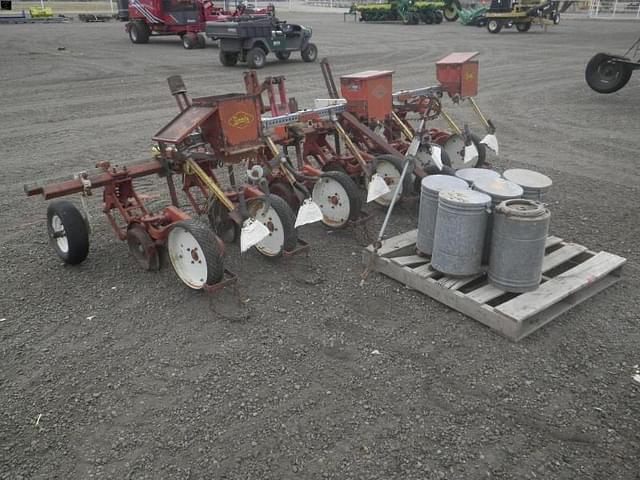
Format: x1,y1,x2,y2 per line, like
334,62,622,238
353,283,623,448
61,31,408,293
46,200,90,265
434,10,444,23
128,21,150,44
585,53,633,94
443,6,458,21
219,50,239,66
246,47,267,69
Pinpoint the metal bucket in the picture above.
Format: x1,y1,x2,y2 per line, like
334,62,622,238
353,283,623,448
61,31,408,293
473,177,524,264
488,199,551,292
503,169,552,202
417,175,469,256
455,167,501,186
431,189,492,277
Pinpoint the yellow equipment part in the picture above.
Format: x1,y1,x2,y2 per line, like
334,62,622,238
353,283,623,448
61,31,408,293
29,6,54,17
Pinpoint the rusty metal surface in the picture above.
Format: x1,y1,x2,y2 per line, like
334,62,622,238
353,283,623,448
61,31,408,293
153,106,218,144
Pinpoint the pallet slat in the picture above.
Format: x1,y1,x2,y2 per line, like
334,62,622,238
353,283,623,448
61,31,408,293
392,255,429,267
495,251,626,321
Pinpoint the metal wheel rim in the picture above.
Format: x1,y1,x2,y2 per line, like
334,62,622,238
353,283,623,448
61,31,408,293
306,45,317,59
254,52,265,68
373,159,403,206
167,226,208,289
248,198,285,257
443,134,477,170
597,62,625,85
489,20,498,30
50,214,69,253
131,28,138,41
312,176,351,228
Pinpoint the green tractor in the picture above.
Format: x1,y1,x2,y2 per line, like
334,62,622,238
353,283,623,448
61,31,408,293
352,0,446,24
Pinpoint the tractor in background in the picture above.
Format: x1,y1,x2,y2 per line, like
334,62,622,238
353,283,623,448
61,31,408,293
351,0,446,24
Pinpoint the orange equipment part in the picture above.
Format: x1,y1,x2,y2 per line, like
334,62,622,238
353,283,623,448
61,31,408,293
436,52,479,98
340,70,394,122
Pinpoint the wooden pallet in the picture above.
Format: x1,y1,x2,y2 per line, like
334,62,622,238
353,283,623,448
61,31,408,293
362,230,626,341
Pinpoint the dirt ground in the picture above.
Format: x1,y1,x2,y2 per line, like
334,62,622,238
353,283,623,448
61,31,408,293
1,13,639,480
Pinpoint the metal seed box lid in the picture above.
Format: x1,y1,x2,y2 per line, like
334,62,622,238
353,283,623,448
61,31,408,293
473,178,523,201
439,189,492,206
503,169,552,191
455,168,501,185
496,199,550,218
340,70,394,80
421,174,469,193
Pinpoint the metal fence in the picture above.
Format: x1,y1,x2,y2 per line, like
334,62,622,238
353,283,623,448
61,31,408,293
588,0,640,17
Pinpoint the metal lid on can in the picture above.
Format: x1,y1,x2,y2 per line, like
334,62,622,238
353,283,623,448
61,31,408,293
473,177,523,201
455,168,501,185
496,198,549,218
421,174,469,194
503,168,552,191
439,189,492,206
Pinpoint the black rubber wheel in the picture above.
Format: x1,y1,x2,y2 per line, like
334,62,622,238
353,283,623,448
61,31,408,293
585,53,633,94
477,17,488,27
371,154,413,207
247,47,267,69
196,33,206,48
313,170,363,229
46,200,90,265
167,220,224,289
553,12,560,24
219,50,239,67
434,10,444,23
422,10,434,24
182,32,197,50
247,194,298,257
127,224,160,271
301,42,318,62
322,162,348,174
269,180,301,211
275,51,291,61
487,19,502,33
443,6,458,21
128,21,150,44
516,21,531,32
470,133,487,168
207,199,239,244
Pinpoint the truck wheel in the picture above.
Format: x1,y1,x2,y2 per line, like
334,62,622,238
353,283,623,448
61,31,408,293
275,51,291,61
516,21,531,32
219,50,239,66
487,19,502,33
129,21,150,44
246,47,267,69
301,42,317,62
585,53,633,94
47,200,90,265
182,32,197,50
434,10,444,23
196,33,206,48
552,12,560,24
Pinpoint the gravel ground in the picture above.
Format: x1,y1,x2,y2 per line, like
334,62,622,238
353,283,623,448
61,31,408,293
1,14,639,480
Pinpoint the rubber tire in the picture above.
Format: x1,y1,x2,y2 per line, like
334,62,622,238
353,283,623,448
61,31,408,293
168,220,224,288
219,50,239,66
269,180,301,212
423,10,434,24
585,53,633,94
129,22,149,44
434,10,444,23
182,32,196,50
322,162,348,174
470,133,487,168
251,194,298,257
443,6,458,21
318,170,363,228
516,22,531,32
207,199,239,244
553,12,560,24
46,200,90,265
246,47,267,69
372,154,413,206
487,19,502,33
196,33,206,48
301,42,318,62
275,51,291,61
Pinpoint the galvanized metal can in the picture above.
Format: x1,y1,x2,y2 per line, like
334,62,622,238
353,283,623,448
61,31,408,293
455,167,501,187
417,175,469,256
473,177,524,264
503,169,553,201
488,199,551,293
431,189,492,277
